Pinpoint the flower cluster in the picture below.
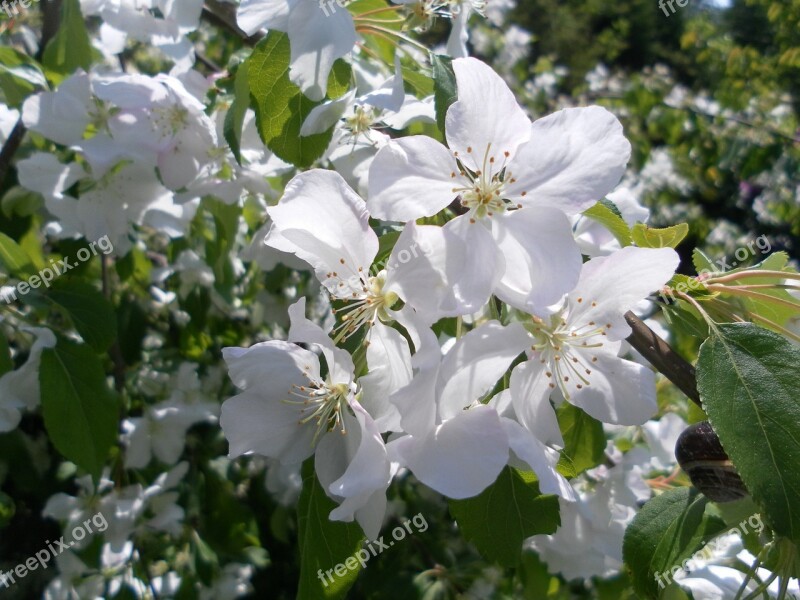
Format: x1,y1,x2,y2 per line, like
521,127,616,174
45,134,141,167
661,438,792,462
220,57,680,540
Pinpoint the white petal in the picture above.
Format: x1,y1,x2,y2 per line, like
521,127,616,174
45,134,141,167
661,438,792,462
220,390,316,463
393,405,509,499
443,215,503,313
569,352,658,425
358,321,409,432
315,405,390,539
509,361,563,447
505,107,631,214
437,321,531,419
287,298,354,385
445,6,470,58
491,207,582,312
383,222,461,323
267,169,378,297
445,58,530,172
287,1,356,101
16,153,86,199
22,72,92,145
567,246,679,340
501,417,575,500
367,136,460,222
223,340,320,396
300,89,356,136
237,0,293,34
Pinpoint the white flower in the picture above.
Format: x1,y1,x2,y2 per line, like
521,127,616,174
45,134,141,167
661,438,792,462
237,0,357,101
368,58,631,313
220,298,392,538
527,446,652,580
509,247,680,439
265,169,450,333
387,320,574,500
0,328,57,432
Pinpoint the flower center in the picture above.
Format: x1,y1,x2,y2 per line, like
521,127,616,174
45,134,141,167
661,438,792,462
525,307,610,400
286,380,352,445
331,269,399,343
451,144,525,222
344,106,377,137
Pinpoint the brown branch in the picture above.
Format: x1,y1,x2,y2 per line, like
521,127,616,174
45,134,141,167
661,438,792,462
624,310,702,407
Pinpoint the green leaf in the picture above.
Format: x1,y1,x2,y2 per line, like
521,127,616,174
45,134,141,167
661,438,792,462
449,467,560,567
326,60,352,100
297,460,365,600
401,66,434,98
631,223,689,249
47,281,118,352
697,323,800,543
582,202,632,247
39,339,118,477
556,402,606,475
0,47,48,107
0,231,34,275
224,62,250,166
623,487,727,599
692,248,715,275
42,0,94,75
247,32,336,168
431,54,457,135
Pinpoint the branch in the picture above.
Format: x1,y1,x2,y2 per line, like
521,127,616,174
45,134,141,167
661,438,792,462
624,310,702,407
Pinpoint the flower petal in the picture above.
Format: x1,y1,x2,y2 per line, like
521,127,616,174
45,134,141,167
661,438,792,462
392,405,509,499
445,58,530,171
509,361,564,447
358,321,410,432
367,136,460,222
267,169,378,298
569,352,658,425
443,215,504,314
501,417,575,500
491,207,582,312
566,246,680,340
505,107,631,214
287,298,354,385
437,321,531,419
287,1,356,101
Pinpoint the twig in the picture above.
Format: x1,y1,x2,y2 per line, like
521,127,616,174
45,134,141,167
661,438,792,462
624,311,702,407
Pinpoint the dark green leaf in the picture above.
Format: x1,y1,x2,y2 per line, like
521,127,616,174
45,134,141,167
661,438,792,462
224,61,250,166
556,402,606,475
0,47,48,107
449,467,560,567
297,460,365,600
247,32,335,168
431,54,456,135
42,0,94,75
0,231,34,275
698,323,800,543
623,487,727,599
39,339,118,477
47,281,118,351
